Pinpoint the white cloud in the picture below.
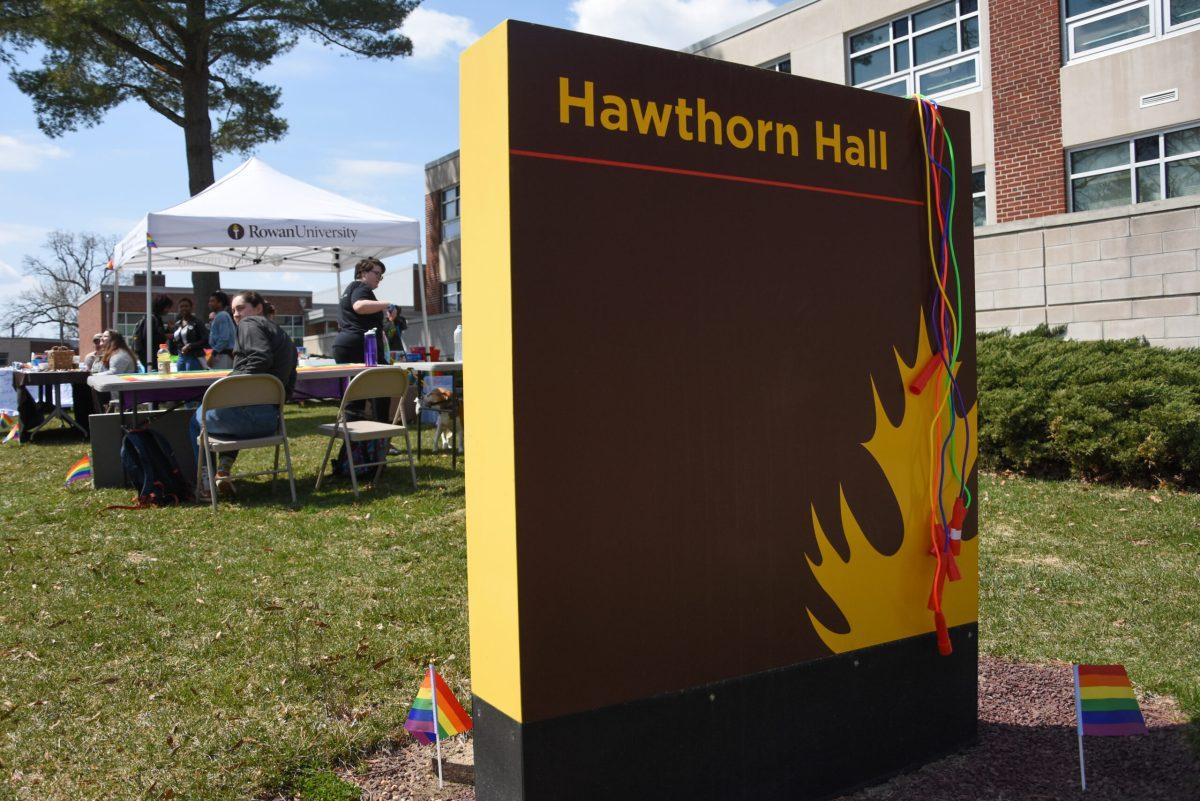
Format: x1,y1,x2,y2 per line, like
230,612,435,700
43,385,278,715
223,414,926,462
319,158,420,203
0,222,46,247
0,133,68,172
0,258,38,296
399,7,479,62
260,39,334,80
570,0,776,49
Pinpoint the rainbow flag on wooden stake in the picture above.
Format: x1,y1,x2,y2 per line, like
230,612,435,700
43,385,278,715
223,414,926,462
1076,664,1147,735
404,664,472,789
1073,663,1146,790
65,456,92,486
404,666,472,744
146,233,157,248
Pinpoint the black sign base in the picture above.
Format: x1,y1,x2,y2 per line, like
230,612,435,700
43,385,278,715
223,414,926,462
474,624,977,801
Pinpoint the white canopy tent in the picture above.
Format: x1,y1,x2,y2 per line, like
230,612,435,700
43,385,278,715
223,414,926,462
112,157,427,367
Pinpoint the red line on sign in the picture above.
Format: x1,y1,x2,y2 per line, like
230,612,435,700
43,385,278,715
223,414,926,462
510,148,924,207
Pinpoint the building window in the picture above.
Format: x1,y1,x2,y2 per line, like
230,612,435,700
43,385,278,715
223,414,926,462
441,185,461,240
0,352,8,367
1069,122,1200,211
972,168,987,226
847,0,982,99
1064,1,1200,62
115,312,140,339
275,314,305,345
760,56,792,73
441,280,461,313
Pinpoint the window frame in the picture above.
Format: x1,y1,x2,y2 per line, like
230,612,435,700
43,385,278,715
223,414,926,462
972,168,988,227
1165,0,1200,30
274,313,306,345
1067,121,1200,212
845,0,983,101
1062,0,1200,64
759,55,792,74
115,311,140,340
440,184,461,241
441,280,462,313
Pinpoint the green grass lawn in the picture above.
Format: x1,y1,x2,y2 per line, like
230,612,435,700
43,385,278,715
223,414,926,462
0,404,468,799
1,407,1196,799
978,473,1200,728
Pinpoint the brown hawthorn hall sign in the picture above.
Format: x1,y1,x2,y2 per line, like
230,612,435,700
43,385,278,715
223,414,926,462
461,21,977,801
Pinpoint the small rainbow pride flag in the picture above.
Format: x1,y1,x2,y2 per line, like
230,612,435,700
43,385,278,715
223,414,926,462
146,232,157,248
2,414,19,444
65,456,92,486
404,665,472,788
105,257,115,271
404,666,472,745
1075,664,1147,736
1073,663,1146,789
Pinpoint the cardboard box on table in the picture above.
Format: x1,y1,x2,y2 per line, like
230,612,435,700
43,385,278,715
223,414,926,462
462,21,978,801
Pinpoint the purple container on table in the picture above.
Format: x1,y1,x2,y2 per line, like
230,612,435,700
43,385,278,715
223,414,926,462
364,329,378,366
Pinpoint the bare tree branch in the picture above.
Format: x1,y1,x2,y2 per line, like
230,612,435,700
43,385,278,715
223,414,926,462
0,231,116,339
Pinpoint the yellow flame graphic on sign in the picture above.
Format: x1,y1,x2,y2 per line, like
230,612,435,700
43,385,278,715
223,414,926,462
807,314,978,654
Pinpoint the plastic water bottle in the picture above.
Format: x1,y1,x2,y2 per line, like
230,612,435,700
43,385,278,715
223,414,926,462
157,344,171,373
453,325,463,362
364,328,378,366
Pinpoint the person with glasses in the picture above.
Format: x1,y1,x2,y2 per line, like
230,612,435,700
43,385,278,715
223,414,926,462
335,257,391,422
81,333,103,372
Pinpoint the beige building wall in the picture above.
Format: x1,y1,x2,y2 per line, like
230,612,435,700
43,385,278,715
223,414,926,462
1060,28,1200,148
975,196,1200,347
425,151,460,194
688,0,994,219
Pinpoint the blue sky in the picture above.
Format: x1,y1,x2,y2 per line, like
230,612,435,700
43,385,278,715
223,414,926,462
0,0,775,325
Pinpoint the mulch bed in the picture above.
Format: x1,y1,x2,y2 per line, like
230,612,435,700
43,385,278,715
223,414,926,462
345,657,1198,800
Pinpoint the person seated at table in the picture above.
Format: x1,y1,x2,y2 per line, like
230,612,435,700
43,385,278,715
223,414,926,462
190,290,297,499
335,257,390,421
97,330,138,374
81,333,103,372
132,294,173,371
207,291,236,369
169,297,209,371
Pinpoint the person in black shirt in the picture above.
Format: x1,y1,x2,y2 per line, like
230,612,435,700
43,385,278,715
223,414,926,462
132,294,173,370
169,297,209,371
335,257,391,421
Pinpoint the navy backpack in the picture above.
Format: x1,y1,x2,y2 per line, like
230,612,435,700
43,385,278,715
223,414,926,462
113,428,192,507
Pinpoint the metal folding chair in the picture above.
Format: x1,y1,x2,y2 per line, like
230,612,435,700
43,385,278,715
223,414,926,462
195,373,296,510
313,367,418,498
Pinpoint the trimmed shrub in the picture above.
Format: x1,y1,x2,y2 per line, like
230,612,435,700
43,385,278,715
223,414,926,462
978,326,1200,486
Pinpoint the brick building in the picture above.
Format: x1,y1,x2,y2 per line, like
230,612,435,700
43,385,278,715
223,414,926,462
420,150,464,356
77,272,314,348
688,0,1200,345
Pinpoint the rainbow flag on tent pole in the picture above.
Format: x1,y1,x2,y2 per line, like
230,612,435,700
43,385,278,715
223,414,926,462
403,663,473,788
1073,663,1147,790
65,456,92,486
